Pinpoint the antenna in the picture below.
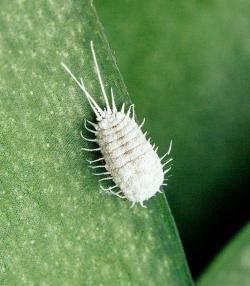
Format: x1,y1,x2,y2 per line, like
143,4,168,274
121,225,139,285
90,41,111,113
61,62,104,118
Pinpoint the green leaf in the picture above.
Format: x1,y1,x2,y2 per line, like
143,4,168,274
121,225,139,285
198,224,250,286
0,0,193,285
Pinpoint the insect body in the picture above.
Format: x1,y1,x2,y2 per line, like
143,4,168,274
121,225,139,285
61,41,172,208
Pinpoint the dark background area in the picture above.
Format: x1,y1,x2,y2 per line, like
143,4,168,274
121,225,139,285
95,0,250,278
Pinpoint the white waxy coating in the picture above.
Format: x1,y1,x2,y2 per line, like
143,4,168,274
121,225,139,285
96,112,164,204
61,41,172,208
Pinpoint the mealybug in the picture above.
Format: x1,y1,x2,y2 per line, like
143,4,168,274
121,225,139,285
61,41,172,208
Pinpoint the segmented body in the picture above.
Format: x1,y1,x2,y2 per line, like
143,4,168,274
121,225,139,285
62,41,172,208
96,111,164,204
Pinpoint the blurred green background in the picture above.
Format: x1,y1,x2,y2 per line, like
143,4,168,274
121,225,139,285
95,0,250,277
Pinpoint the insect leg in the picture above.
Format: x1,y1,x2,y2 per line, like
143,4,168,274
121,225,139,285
93,172,110,176
90,165,106,169
167,140,173,155
162,158,173,168
100,185,125,199
120,103,125,113
110,191,126,199
139,118,146,129
86,120,98,129
160,140,173,161
99,177,113,182
80,130,97,142
109,190,126,199
132,104,135,120
164,167,172,175
87,157,105,164
81,147,101,152
100,185,118,192
126,104,135,118
140,201,147,208
84,120,97,134
130,202,136,208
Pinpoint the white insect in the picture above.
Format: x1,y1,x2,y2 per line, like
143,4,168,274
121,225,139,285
61,41,172,208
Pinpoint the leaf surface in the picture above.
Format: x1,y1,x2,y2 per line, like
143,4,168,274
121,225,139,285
0,0,193,285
